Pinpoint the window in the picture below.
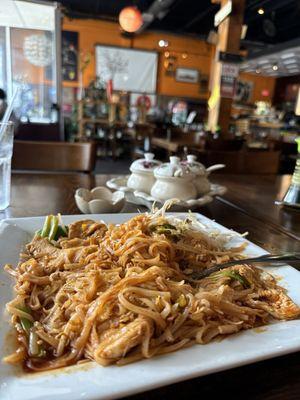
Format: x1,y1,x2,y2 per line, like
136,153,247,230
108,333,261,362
0,0,60,123
11,28,56,122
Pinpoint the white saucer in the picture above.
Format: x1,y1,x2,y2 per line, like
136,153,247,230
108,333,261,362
106,175,227,210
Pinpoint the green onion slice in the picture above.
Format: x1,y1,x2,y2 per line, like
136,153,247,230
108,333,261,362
16,305,33,335
48,216,59,241
40,215,52,238
222,270,250,288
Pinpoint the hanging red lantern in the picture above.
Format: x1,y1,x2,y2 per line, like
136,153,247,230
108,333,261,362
119,6,143,33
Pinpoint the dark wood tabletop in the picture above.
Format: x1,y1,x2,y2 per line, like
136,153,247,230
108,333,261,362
152,136,204,154
1,172,300,400
213,174,300,240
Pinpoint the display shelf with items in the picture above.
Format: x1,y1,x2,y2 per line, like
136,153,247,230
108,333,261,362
77,80,131,139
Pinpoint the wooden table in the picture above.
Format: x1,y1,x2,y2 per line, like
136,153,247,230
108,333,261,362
152,136,204,156
1,172,300,400
214,174,300,240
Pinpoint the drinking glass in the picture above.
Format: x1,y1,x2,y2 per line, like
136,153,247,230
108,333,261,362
0,122,14,210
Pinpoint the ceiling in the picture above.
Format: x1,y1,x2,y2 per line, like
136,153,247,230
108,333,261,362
54,0,300,47
240,43,300,77
51,0,300,77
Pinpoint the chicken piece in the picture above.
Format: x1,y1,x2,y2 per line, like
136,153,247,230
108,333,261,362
27,236,61,259
68,220,107,240
27,236,98,270
95,317,153,362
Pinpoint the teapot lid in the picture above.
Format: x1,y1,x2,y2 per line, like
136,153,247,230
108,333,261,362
154,156,193,178
130,153,161,173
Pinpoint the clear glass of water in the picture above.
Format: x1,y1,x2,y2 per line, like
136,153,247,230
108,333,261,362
0,122,14,210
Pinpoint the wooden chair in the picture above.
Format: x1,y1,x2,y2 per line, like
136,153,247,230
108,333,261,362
12,140,96,173
15,122,61,141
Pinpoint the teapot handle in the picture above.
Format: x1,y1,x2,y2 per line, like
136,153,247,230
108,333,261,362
206,164,225,174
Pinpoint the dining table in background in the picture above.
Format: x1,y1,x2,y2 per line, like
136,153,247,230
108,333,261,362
1,171,300,400
151,136,205,156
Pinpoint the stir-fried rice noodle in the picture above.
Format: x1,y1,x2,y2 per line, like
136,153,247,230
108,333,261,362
3,204,300,370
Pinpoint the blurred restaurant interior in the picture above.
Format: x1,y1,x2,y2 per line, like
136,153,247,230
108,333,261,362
1,0,299,176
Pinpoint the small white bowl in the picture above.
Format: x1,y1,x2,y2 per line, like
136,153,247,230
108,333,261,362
75,186,125,214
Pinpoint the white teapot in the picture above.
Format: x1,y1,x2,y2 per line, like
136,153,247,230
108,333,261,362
127,153,161,194
151,156,197,201
185,154,225,196
185,154,211,196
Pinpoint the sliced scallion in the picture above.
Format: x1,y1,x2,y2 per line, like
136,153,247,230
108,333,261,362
57,213,68,235
222,270,250,288
29,329,40,356
48,216,59,241
17,305,33,336
54,225,68,241
40,215,52,238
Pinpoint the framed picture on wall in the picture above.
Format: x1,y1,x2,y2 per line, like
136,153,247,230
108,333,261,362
62,31,79,82
95,45,158,93
175,67,199,83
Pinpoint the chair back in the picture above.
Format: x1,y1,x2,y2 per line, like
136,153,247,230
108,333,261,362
12,140,96,173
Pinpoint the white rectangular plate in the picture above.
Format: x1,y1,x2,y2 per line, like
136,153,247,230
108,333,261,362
1,213,300,400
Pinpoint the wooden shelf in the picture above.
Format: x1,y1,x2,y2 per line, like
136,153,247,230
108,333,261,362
81,118,109,124
250,121,283,129
78,99,107,104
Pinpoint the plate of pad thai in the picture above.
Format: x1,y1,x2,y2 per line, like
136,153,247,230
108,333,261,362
1,203,300,400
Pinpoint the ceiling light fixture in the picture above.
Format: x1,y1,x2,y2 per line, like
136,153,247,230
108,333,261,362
272,64,278,71
286,64,299,69
281,52,295,59
182,53,187,59
158,39,169,48
23,34,53,67
258,8,264,15
283,59,298,65
255,68,261,74
257,59,269,65
119,6,143,33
